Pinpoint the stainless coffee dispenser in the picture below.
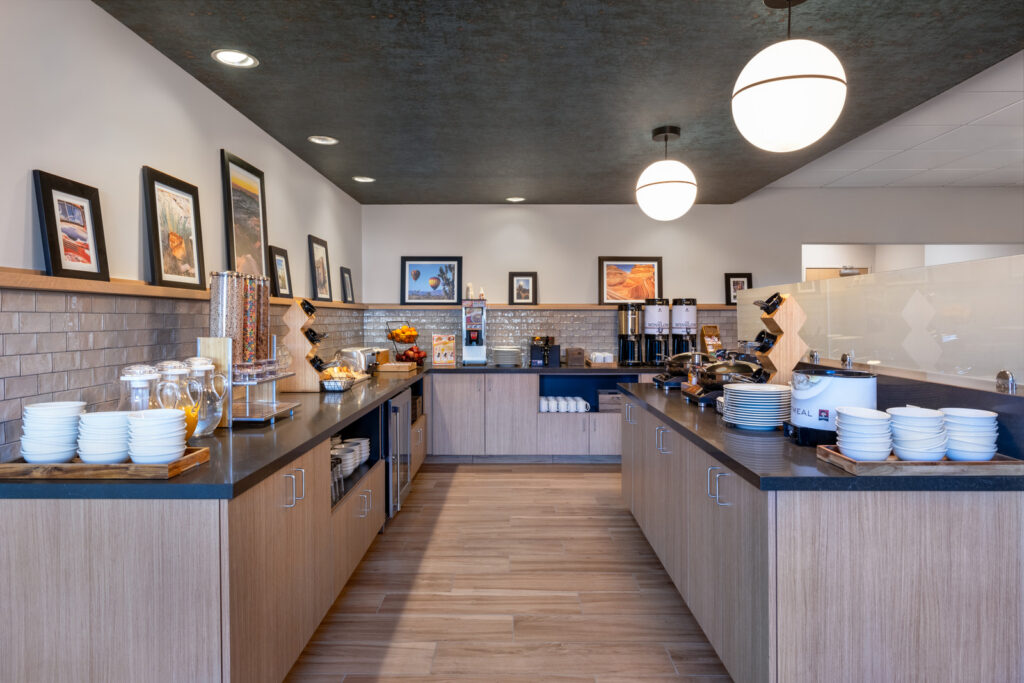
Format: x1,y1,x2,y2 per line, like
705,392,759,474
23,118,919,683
617,303,643,366
643,298,670,366
671,298,697,355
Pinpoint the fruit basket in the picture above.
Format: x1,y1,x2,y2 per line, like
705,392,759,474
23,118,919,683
385,320,427,365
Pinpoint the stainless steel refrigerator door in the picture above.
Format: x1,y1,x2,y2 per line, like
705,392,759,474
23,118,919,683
388,389,412,517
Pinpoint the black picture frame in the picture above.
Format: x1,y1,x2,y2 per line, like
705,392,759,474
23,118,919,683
400,256,462,305
597,256,663,304
221,150,270,276
508,271,538,305
141,166,206,290
724,272,753,305
339,266,355,303
268,245,293,297
31,170,110,281
307,235,332,301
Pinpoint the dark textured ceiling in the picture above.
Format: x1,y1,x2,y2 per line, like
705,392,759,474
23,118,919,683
94,1,1023,204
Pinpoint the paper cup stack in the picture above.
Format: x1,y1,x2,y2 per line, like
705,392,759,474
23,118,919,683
78,411,130,464
940,408,999,461
886,406,946,461
128,409,187,464
20,401,86,463
835,406,892,461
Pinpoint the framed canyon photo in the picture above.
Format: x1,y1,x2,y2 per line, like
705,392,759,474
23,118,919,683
268,245,293,297
141,166,206,290
400,256,462,305
221,150,269,276
508,271,538,305
32,170,110,281
307,235,332,301
598,256,662,304
724,272,753,305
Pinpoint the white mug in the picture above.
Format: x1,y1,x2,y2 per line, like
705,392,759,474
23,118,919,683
539,397,549,413
557,399,569,412
567,399,579,413
576,398,591,412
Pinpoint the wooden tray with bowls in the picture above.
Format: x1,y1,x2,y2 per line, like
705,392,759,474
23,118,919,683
816,444,1024,476
585,359,620,368
0,447,209,480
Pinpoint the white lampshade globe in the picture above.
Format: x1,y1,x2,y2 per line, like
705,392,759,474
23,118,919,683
732,38,847,153
635,159,698,221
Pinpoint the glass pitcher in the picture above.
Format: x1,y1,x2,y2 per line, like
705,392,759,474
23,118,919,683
117,364,179,412
155,361,202,439
183,356,228,437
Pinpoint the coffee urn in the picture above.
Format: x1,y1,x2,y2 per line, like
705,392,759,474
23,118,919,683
617,304,643,366
671,298,697,354
643,298,671,366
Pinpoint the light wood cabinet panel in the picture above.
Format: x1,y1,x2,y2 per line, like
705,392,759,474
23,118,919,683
684,447,719,638
348,460,387,573
485,374,539,455
432,374,485,455
620,401,637,509
411,413,428,478
537,413,589,455
589,411,621,455
331,490,355,595
296,444,334,640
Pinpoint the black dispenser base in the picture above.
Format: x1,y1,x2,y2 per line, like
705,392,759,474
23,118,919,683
782,421,837,447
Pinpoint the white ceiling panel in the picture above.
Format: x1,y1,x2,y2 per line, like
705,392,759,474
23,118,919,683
843,125,957,151
940,148,1024,170
953,165,1024,186
769,167,859,188
826,169,922,187
802,149,899,171
868,149,970,171
973,100,1024,126
916,125,1024,150
890,91,1022,126
888,169,985,187
956,51,1024,92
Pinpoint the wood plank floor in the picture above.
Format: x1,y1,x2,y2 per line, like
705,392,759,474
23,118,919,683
287,464,731,682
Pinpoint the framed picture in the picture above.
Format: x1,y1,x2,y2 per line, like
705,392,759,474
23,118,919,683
508,271,538,305
339,266,355,303
268,245,293,297
307,235,332,301
221,150,269,276
724,272,753,305
597,256,662,304
141,166,206,290
400,256,462,305
31,170,110,281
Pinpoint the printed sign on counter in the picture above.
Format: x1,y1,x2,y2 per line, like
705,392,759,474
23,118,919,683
432,334,456,366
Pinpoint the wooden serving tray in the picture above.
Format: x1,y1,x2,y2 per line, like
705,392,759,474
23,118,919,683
816,444,1024,476
0,447,209,480
585,360,619,368
377,361,418,372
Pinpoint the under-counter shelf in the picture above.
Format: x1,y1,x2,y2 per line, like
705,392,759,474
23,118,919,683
331,459,380,511
232,371,295,387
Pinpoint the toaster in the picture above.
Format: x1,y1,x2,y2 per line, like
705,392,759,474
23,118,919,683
339,347,377,372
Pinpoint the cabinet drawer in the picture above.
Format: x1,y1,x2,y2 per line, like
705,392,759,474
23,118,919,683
537,413,589,455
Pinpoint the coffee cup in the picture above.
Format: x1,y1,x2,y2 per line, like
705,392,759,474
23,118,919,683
539,397,549,413
556,399,569,412
576,398,591,412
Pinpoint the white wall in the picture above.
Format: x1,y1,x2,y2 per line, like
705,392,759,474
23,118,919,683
924,243,1024,266
802,244,876,278
0,0,361,298
362,187,1024,304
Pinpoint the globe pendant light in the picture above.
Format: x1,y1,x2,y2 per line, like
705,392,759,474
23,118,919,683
732,0,847,153
635,126,698,222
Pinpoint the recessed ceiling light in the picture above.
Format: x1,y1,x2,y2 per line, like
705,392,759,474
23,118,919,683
211,48,259,68
505,197,526,203
352,176,375,183
307,135,338,145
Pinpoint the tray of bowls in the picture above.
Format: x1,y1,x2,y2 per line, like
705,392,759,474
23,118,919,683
816,406,1024,476
0,402,209,480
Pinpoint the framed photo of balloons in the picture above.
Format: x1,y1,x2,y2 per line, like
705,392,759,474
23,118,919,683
400,256,462,305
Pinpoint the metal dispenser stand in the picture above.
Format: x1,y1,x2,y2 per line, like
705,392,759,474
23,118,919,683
461,299,488,365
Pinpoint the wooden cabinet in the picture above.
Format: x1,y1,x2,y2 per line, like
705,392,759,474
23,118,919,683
347,461,386,573
295,443,334,643
411,413,427,478
588,411,621,456
485,374,538,455
431,374,485,455
620,399,640,510
537,413,590,455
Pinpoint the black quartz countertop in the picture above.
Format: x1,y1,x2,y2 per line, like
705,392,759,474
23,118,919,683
620,384,1024,492
0,372,426,500
428,363,658,374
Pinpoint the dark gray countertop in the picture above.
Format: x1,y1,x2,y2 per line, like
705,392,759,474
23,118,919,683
428,363,658,374
620,384,1024,492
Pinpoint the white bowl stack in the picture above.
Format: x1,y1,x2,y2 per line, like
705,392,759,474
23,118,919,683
128,409,187,464
20,401,86,463
835,406,892,461
886,406,946,462
342,437,370,465
722,384,791,431
333,446,361,477
940,408,999,461
78,411,130,464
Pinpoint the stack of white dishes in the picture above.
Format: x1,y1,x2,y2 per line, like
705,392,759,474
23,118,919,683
333,445,360,477
492,346,521,367
835,406,892,461
20,401,85,463
128,409,187,464
940,407,999,461
78,411,130,464
722,384,791,431
887,406,946,461
342,437,370,465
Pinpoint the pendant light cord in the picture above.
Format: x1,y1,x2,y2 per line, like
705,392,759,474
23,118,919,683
787,0,792,39
664,136,668,160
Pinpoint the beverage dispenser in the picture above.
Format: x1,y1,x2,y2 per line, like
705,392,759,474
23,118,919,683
643,299,670,366
617,304,643,366
462,299,488,365
671,298,697,354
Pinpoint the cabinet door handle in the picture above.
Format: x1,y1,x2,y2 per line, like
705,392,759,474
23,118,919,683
283,473,297,508
293,467,306,501
714,472,732,506
706,466,721,499
358,493,368,518
626,403,632,424
366,488,373,512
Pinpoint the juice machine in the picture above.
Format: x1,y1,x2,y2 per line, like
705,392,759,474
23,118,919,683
671,298,697,354
643,298,671,366
462,299,488,365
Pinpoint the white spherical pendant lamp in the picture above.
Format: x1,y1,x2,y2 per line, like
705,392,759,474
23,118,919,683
635,126,698,222
732,1,847,153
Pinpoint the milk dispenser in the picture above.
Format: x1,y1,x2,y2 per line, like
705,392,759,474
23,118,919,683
643,298,671,366
671,298,697,354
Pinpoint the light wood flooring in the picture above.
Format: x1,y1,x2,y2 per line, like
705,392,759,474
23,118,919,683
287,464,731,682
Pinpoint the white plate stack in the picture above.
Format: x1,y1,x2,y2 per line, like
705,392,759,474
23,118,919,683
128,409,187,464
886,406,946,461
78,411,130,464
20,401,86,463
940,408,999,461
835,406,891,461
342,437,370,465
722,384,791,431
492,346,521,367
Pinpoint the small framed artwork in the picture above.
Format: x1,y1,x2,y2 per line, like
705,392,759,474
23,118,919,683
307,235,332,301
32,170,110,281
268,245,293,297
400,256,462,305
597,256,662,304
339,266,355,303
508,271,538,305
141,166,206,290
724,272,753,305
221,150,269,276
